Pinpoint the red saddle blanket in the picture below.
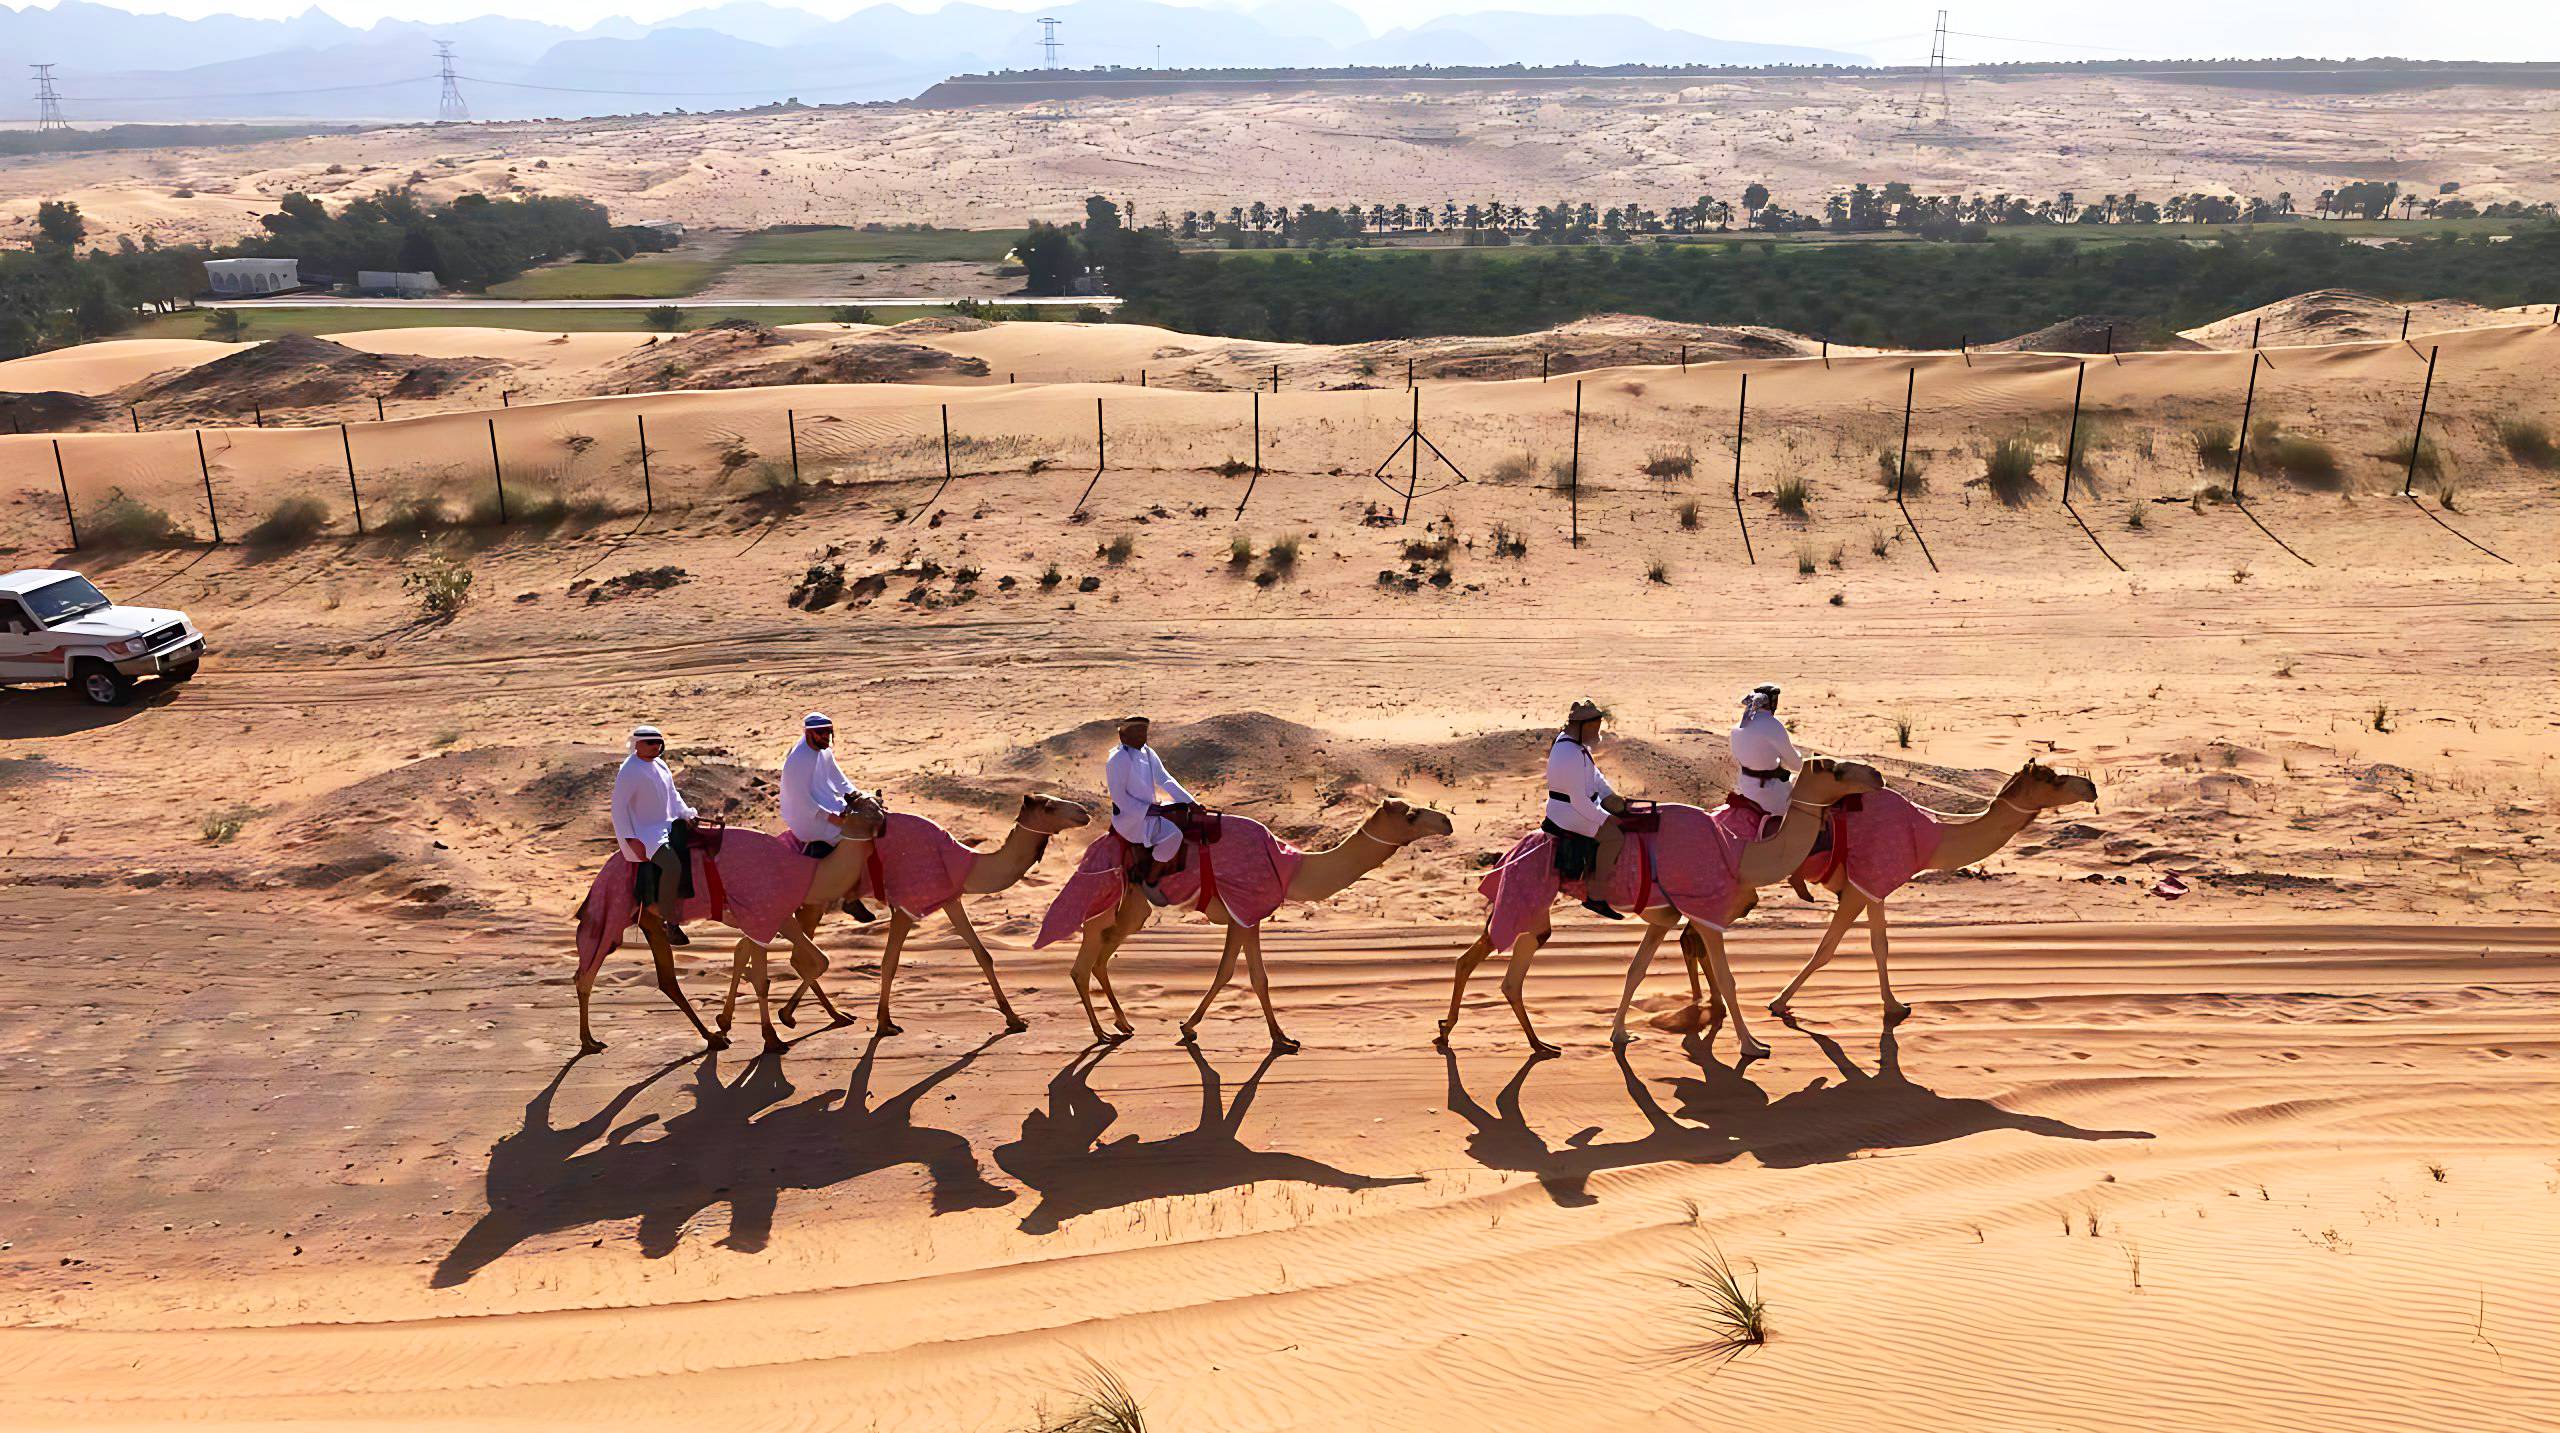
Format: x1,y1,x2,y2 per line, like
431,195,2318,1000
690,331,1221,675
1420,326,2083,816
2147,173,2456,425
1034,815,1305,947
573,829,816,979
1476,799,1768,948
1793,790,1943,900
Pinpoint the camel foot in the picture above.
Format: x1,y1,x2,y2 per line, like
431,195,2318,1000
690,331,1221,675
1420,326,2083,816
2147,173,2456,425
875,1017,904,1037
579,1035,606,1055
777,1006,798,1029
1270,1033,1301,1055
1432,1018,1456,1051
1766,999,1790,1018
1885,1001,1914,1025
1527,1039,1561,1059
763,1032,789,1054
705,1030,731,1051
714,1012,733,1034
1001,1012,1029,1033
1610,1028,1634,1048
1176,1024,1199,1046
1737,1039,1771,1066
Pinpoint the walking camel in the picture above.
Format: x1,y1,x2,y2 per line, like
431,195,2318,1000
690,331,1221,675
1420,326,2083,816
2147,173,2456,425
715,794,1095,1037
1768,760,2097,1021
571,807,886,1054
1442,757,1887,1060
1044,799,1456,1051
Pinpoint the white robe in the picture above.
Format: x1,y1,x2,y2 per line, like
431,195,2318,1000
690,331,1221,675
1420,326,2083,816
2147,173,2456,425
1106,743,1195,860
1543,733,1614,837
611,753,695,856
1730,709,1804,816
780,739,856,846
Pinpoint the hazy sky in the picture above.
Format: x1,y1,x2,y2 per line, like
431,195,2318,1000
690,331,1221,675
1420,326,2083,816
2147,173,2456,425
12,0,2554,64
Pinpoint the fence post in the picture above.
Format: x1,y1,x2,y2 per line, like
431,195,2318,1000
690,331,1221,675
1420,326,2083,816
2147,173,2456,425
1731,372,1752,564
941,403,954,491
1096,396,1105,471
1893,369,1913,502
1236,390,1262,518
1141,369,1147,388
2402,345,2438,496
253,402,263,428
2062,360,2085,503
1271,363,1279,392
637,413,653,513
1821,337,1828,368
195,430,222,544
2104,325,2114,357
501,391,511,409
787,408,800,483
1568,380,1582,546
130,406,141,433
375,394,385,422
1407,356,1414,390
487,417,508,524
1680,344,1687,372
1960,333,1969,366
2400,307,2411,341
2251,315,2262,350
341,422,364,534
53,439,78,550
2231,353,2263,501
1541,351,1549,383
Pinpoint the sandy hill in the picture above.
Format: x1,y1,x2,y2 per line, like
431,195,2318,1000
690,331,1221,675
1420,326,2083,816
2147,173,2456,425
2179,289,2536,348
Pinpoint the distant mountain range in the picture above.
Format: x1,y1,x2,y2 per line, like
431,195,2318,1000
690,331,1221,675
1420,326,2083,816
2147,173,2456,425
0,0,1866,123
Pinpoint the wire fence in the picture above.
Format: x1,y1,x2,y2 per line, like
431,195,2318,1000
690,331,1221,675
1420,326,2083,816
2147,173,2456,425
7,324,2551,570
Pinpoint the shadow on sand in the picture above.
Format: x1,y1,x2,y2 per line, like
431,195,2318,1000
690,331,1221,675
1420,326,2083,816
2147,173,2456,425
433,1031,1014,1286
992,1042,1424,1235
1447,1017,2152,1207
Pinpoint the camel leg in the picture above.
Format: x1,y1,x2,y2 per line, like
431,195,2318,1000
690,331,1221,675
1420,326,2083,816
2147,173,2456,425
1069,921,1120,1045
872,909,919,1036
942,901,1025,1032
1501,927,1559,1057
771,903,827,1028
1868,899,1911,1023
776,922,851,1030
638,909,725,1050
745,940,784,1052
715,935,763,1034
1678,924,1726,1027
1436,927,1495,1049
575,952,607,1054
1770,889,1865,1016
1609,910,1682,1046
1240,927,1298,1054
1693,926,1767,1062
1180,925,1244,1044
1090,898,1145,1037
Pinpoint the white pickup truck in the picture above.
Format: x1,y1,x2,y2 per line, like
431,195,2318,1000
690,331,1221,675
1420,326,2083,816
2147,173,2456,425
0,569,206,706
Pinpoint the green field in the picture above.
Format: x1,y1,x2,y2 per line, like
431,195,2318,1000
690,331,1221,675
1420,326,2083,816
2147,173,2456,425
733,227,1019,264
130,304,1063,342
485,256,724,300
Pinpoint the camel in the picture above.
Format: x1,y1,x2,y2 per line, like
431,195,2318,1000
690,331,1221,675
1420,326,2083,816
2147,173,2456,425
1439,757,1887,1061
1768,760,2097,1022
714,794,1094,1037
1061,799,1456,1052
571,807,885,1056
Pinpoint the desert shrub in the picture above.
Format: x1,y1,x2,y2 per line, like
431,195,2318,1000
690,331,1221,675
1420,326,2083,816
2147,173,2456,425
2495,419,2555,468
379,494,453,533
1772,476,1809,517
403,552,472,616
1264,534,1300,571
245,495,330,547
199,804,256,844
1212,456,1252,479
83,489,191,549
1642,446,1695,482
1227,534,1254,567
1401,535,1454,563
203,310,247,341
1096,533,1135,564
1676,499,1700,529
2247,422,2341,486
1794,544,1816,575
2383,436,2443,480
1670,1243,1768,1367
507,483,569,523
1646,559,1670,584
1876,448,1927,494
2125,502,2147,530
1868,522,1892,556
717,441,757,473
1489,521,1527,558
1038,562,1063,588
749,459,801,493
2191,423,2236,466
641,305,684,331
1489,450,1541,485
1892,713,1915,748
1984,436,2038,505
829,304,873,324
1548,456,1578,491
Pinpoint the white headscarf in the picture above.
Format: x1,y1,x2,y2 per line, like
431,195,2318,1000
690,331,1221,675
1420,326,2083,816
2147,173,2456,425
1739,685,1780,720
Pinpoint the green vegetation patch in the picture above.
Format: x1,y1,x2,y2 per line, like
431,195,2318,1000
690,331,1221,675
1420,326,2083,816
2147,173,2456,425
734,226,1018,264
487,256,722,300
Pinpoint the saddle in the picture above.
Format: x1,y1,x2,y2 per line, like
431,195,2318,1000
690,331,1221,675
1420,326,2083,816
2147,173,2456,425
1152,801,1225,845
1616,800,1663,835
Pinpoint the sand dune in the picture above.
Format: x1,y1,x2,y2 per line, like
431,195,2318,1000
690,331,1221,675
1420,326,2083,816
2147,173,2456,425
2,304,2555,1429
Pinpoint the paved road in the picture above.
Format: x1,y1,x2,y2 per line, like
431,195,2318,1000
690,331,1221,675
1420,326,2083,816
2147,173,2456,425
201,295,1121,310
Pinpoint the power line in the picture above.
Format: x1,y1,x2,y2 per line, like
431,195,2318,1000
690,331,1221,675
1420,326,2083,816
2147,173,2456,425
436,40,469,123
61,76,434,103
1947,29,2140,55
31,63,69,133
459,74,863,98
1039,16,1063,68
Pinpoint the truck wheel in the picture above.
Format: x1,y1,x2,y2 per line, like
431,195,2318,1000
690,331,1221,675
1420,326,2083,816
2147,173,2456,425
72,660,132,707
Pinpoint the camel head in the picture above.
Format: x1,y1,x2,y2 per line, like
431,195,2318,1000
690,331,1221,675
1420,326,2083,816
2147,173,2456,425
1999,759,2097,812
1364,797,1456,847
1794,756,1887,805
1016,792,1095,834
838,791,889,841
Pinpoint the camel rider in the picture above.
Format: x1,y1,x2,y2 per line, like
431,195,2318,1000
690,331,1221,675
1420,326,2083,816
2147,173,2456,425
779,712,877,924
1731,684,1805,832
1107,715,1197,905
1545,699,1630,920
613,724,695,946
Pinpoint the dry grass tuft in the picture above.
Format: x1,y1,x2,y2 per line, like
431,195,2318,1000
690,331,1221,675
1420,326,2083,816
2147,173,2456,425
1772,476,1810,517
1669,1241,1768,1367
1027,1361,1148,1433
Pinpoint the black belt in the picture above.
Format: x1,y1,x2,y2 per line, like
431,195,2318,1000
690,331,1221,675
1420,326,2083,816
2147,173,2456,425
1548,790,1583,803
1741,766,1791,782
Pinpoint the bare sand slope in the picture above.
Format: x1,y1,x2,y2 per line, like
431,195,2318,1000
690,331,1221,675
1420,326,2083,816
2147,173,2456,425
8,74,2560,248
1,309,2555,1428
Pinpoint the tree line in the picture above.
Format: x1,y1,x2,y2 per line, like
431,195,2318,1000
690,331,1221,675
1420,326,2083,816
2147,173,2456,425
1089,222,2560,348
1,190,669,360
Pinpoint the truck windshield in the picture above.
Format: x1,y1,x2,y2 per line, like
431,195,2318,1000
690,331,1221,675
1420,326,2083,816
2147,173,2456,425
23,577,111,625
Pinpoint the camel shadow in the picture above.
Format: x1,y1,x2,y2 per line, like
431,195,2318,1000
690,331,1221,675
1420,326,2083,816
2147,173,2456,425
433,1033,1013,1286
992,1043,1423,1235
1446,1019,2149,1207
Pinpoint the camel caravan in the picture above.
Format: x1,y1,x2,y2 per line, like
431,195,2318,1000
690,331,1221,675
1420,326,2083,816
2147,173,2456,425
572,697,2094,1059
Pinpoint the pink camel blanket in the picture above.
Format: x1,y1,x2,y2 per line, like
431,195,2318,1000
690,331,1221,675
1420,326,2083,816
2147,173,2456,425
855,812,979,919
573,829,816,979
1794,791,1944,900
1477,800,1769,948
1032,817,1306,947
